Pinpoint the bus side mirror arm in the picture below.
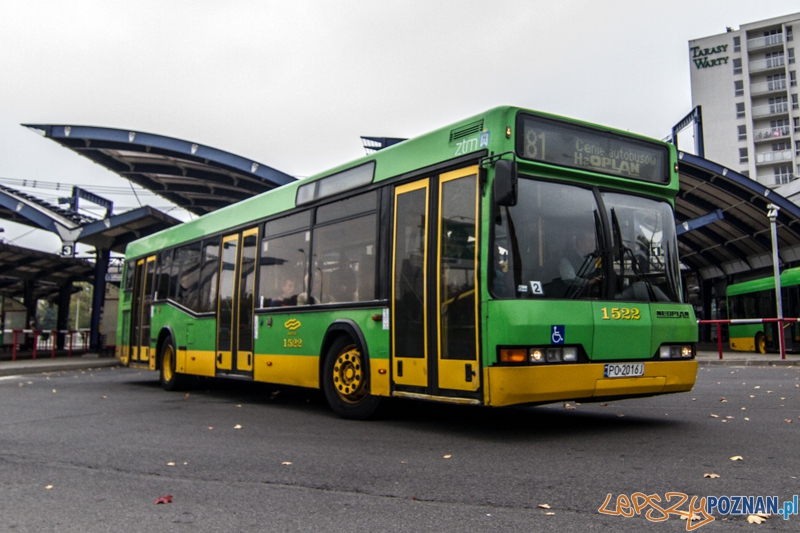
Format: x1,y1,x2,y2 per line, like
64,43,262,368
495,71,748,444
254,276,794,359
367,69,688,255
494,159,518,206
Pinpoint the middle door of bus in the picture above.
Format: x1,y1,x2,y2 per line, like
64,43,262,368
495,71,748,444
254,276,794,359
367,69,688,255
391,166,480,397
216,228,258,376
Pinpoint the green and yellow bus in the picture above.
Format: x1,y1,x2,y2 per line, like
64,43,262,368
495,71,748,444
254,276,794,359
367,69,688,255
117,106,697,418
727,267,800,353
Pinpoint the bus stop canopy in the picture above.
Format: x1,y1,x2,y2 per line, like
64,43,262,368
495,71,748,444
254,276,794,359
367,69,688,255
0,243,94,302
676,152,800,280
24,124,297,216
0,184,181,254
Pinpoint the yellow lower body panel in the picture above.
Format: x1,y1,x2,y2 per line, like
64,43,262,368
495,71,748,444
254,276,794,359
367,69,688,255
370,358,390,397
729,337,755,352
485,360,697,407
181,349,216,377
254,354,319,389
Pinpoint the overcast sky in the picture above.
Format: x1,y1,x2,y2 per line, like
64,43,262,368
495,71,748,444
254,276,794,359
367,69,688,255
1,0,799,256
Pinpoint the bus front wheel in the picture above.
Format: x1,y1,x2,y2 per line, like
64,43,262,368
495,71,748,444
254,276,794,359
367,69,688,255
322,336,381,420
159,338,188,391
755,332,766,354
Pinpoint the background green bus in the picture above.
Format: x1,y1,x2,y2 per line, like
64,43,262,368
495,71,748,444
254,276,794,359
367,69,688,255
727,267,800,353
117,106,697,418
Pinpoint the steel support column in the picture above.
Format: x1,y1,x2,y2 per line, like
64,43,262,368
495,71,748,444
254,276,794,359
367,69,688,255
56,283,72,350
90,249,110,352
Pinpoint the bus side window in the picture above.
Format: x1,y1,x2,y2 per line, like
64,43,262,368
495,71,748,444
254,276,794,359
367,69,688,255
258,230,309,308
311,213,377,304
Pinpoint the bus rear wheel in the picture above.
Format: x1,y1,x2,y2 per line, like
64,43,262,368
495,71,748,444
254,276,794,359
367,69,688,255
323,336,381,420
755,332,766,354
159,338,187,391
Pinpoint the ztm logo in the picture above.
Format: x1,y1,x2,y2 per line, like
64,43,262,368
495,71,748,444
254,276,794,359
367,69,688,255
284,319,301,331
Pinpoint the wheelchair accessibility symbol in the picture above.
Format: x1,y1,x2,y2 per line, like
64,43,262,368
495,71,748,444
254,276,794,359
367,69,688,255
551,325,565,345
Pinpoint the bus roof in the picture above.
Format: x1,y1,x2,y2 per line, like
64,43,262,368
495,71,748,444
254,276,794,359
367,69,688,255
125,106,675,259
726,267,800,297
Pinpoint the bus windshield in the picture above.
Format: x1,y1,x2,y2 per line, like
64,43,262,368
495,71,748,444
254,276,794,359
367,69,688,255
491,177,682,302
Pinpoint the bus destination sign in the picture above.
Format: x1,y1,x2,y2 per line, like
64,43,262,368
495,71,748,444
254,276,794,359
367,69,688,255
517,114,670,184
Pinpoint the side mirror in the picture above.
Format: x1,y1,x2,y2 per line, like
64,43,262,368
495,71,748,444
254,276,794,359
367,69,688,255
494,159,518,206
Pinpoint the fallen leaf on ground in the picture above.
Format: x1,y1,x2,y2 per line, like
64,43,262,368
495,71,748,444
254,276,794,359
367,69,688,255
45,485,53,490
234,424,242,429
599,403,608,406
704,473,720,478
720,398,727,402
538,504,551,509
52,389,56,393
745,417,750,421
725,416,734,419
785,419,793,423
730,455,744,461
710,414,719,418
564,403,576,410
443,455,452,459
545,512,555,516
754,386,761,389
681,512,702,521
747,514,767,524
166,462,175,466
281,461,292,465
208,427,214,430
154,495,173,504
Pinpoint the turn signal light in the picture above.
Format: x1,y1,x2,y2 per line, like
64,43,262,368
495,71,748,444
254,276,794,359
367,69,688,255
500,348,527,363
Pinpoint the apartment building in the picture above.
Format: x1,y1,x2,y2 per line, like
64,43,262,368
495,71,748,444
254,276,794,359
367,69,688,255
689,12,799,188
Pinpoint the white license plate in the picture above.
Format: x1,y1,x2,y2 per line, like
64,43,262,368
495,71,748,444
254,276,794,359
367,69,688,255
604,363,645,378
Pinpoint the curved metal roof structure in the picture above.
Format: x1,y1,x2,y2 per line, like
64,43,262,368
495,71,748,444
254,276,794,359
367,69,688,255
676,152,800,280
24,124,296,216
0,243,94,302
0,184,181,254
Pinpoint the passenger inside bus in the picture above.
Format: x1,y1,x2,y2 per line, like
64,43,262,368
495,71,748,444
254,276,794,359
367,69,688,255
272,278,298,307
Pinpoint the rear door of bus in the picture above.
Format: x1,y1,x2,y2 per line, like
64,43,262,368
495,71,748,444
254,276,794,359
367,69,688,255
216,228,258,376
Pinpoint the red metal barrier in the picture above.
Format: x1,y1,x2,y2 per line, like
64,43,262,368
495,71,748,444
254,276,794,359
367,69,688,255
4,329,90,360
697,318,798,360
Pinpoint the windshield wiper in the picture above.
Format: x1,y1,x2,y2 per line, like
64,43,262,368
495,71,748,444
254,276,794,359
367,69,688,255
611,208,656,302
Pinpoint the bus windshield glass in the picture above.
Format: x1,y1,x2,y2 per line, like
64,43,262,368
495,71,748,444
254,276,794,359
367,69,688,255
491,178,682,302
603,192,682,303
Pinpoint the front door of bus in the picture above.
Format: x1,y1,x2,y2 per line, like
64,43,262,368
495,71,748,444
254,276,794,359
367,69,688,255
130,255,155,363
216,229,258,376
391,166,480,396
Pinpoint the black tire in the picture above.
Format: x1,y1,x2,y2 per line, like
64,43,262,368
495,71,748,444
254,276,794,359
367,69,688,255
755,332,766,354
159,337,188,391
322,335,381,420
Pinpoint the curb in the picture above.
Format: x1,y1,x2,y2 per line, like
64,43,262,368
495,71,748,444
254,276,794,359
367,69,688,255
0,358,120,377
698,359,800,367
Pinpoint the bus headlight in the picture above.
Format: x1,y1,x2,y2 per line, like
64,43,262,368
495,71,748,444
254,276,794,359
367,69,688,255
659,345,694,359
546,348,562,362
562,347,578,362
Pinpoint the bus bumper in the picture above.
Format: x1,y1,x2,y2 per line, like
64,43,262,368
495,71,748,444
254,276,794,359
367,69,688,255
485,360,698,407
